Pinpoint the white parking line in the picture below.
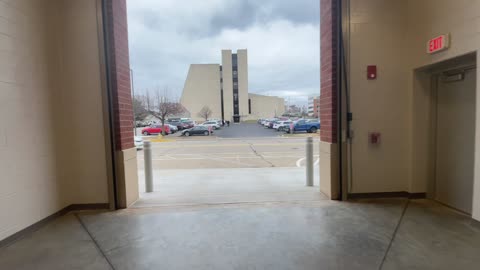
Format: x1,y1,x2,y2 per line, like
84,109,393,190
296,156,320,167
296,157,306,167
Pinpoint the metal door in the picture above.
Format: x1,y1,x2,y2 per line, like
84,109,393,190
435,68,476,214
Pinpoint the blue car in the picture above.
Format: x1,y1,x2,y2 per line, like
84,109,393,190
285,119,320,134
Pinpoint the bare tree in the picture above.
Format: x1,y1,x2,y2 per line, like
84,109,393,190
198,106,212,121
145,88,184,135
301,105,308,117
133,95,148,121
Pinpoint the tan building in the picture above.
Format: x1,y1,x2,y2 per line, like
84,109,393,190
308,95,320,117
180,50,285,122
179,64,222,121
248,93,285,119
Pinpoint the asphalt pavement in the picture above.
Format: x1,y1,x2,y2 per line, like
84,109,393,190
137,136,320,170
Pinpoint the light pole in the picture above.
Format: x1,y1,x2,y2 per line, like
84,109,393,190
130,68,137,136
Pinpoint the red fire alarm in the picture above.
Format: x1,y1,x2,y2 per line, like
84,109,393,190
369,132,381,145
367,65,377,80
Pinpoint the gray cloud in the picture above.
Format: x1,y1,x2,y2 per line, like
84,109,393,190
209,0,319,36
127,0,320,106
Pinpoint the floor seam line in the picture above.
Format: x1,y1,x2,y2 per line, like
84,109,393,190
378,199,410,270
74,213,117,270
248,143,276,167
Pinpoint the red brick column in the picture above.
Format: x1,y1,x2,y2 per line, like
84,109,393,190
105,0,134,150
320,0,338,143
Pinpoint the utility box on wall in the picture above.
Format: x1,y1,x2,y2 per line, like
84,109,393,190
369,132,381,145
367,65,377,80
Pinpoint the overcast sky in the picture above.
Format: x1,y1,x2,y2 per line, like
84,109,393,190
127,0,320,106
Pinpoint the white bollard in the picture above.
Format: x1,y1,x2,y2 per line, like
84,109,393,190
306,137,314,186
144,141,154,192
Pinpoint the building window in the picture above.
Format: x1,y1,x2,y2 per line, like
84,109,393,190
248,99,251,114
233,82,238,87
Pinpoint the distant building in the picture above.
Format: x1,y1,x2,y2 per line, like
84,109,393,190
308,95,320,118
180,49,285,122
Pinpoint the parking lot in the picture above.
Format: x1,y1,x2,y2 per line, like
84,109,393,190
135,122,307,139
136,123,321,170
135,123,321,206
137,136,320,170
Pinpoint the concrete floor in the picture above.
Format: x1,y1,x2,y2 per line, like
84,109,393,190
136,167,322,207
1,199,480,270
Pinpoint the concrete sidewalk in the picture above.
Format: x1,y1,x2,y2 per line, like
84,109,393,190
135,167,322,207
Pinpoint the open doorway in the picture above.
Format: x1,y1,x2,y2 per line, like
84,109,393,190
126,0,323,207
414,53,477,214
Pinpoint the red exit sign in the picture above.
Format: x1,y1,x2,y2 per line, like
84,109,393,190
427,34,449,54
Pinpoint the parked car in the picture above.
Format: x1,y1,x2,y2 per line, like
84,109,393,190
144,120,157,126
181,126,212,136
274,120,292,131
261,119,271,126
202,121,221,130
181,120,195,129
167,120,184,130
263,119,274,127
134,136,144,150
167,124,178,134
268,120,278,129
141,124,170,135
210,119,223,126
284,119,320,133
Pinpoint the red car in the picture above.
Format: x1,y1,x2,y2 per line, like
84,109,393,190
141,124,170,135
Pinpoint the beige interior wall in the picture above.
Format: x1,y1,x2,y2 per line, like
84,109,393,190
180,64,222,122
116,148,138,208
0,0,110,241
319,142,339,199
348,0,480,219
0,0,64,241
348,0,410,193
51,0,109,205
